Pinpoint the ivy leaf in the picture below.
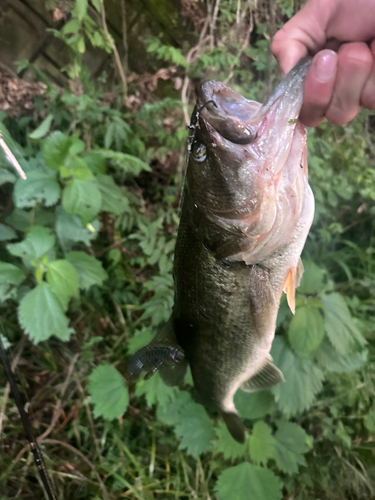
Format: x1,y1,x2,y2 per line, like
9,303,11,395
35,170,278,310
288,305,325,355
29,114,54,139
298,260,324,295
43,131,71,170
271,336,324,416
273,421,312,474
7,226,55,261
234,390,275,420
88,364,129,420
66,252,107,290
0,223,17,241
96,175,129,215
174,401,215,456
0,262,27,301
127,327,155,355
322,293,367,355
316,339,368,373
13,171,60,208
248,421,276,466
62,179,102,223
134,372,179,408
18,282,73,342
214,421,247,460
55,207,98,250
46,259,79,298
215,463,282,500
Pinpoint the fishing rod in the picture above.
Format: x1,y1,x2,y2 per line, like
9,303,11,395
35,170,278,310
0,323,57,500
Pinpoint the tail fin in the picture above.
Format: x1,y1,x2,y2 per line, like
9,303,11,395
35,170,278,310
222,412,246,444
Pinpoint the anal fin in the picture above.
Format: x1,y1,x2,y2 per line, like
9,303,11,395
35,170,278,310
241,357,284,393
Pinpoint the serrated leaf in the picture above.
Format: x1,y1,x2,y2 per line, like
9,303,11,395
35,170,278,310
134,372,179,407
156,390,192,426
13,171,60,208
46,260,79,298
316,339,368,373
18,282,73,342
214,421,247,460
88,364,129,420
55,207,98,250
65,252,107,290
215,463,282,500
273,421,312,474
248,421,276,466
96,175,129,215
271,337,324,416
62,179,102,223
288,305,325,354
0,262,27,301
43,131,71,170
29,114,53,139
322,293,367,355
174,401,215,456
7,226,55,261
127,328,155,355
0,223,17,241
234,390,275,420
298,260,324,295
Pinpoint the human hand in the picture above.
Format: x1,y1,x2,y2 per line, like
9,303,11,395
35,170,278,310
271,0,375,126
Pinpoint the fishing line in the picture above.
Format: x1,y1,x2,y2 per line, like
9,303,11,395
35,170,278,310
0,320,57,500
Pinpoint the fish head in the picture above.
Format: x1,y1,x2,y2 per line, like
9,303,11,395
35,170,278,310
187,58,311,232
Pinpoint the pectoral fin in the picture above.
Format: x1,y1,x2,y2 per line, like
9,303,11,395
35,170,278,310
283,258,304,314
240,357,284,392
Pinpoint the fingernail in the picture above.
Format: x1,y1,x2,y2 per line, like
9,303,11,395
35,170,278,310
313,50,337,83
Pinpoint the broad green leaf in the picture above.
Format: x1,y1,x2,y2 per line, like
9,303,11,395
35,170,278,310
46,260,79,298
134,372,179,407
7,226,55,261
316,339,368,373
83,152,106,174
215,463,282,500
271,336,324,416
5,209,33,231
157,390,192,426
95,150,151,175
174,401,215,456
0,223,17,241
62,179,102,223
18,282,73,342
298,260,324,295
0,169,17,185
13,171,60,208
55,208,98,250
66,252,108,290
88,364,129,420
29,114,53,139
248,421,276,466
43,131,71,170
127,328,155,355
76,0,88,21
234,390,275,420
0,262,27,301
214,421,247,460
288,305,325,354
273,421,312,474
322,293,367,355
65,156,93,180
96,175,129,215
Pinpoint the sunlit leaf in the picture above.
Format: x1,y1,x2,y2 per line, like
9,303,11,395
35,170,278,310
248,421,276,466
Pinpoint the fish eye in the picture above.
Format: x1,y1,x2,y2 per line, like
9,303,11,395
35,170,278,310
192,142,206,163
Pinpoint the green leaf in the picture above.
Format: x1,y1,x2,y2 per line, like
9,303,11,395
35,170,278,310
43,131,71,170
215,463,282,500
248,421,276,466
234,390,275,420
88,364,129,420
127,328,155,355
0,262,27,301
65,252,107,290
96,175,129,215
76,0,88,20
316,339,368,373
214,421,247,460
298,260,324,295
7,226,55,261
13,171,60,208
62,179,102,223
134,372,179,407
96,150,151,175
46,259,79,298
273,421,312,474
322,293,367,355
18,282,73,342
55,207,98,250
0,223,17,241
156,390,192,426
29,114,54,139
65,156,93,180
271,336,324,416
288,305,325,354
0,169,17,186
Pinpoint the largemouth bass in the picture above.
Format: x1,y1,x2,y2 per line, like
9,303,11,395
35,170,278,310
128,58,315,443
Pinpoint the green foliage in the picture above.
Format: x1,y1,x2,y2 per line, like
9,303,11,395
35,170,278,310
88,364,129,419
273,421,312,474
214,421,247,460
248,421,276,466
288,303,325,354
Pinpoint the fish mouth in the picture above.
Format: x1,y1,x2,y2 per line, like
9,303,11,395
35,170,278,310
196,57,311,147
